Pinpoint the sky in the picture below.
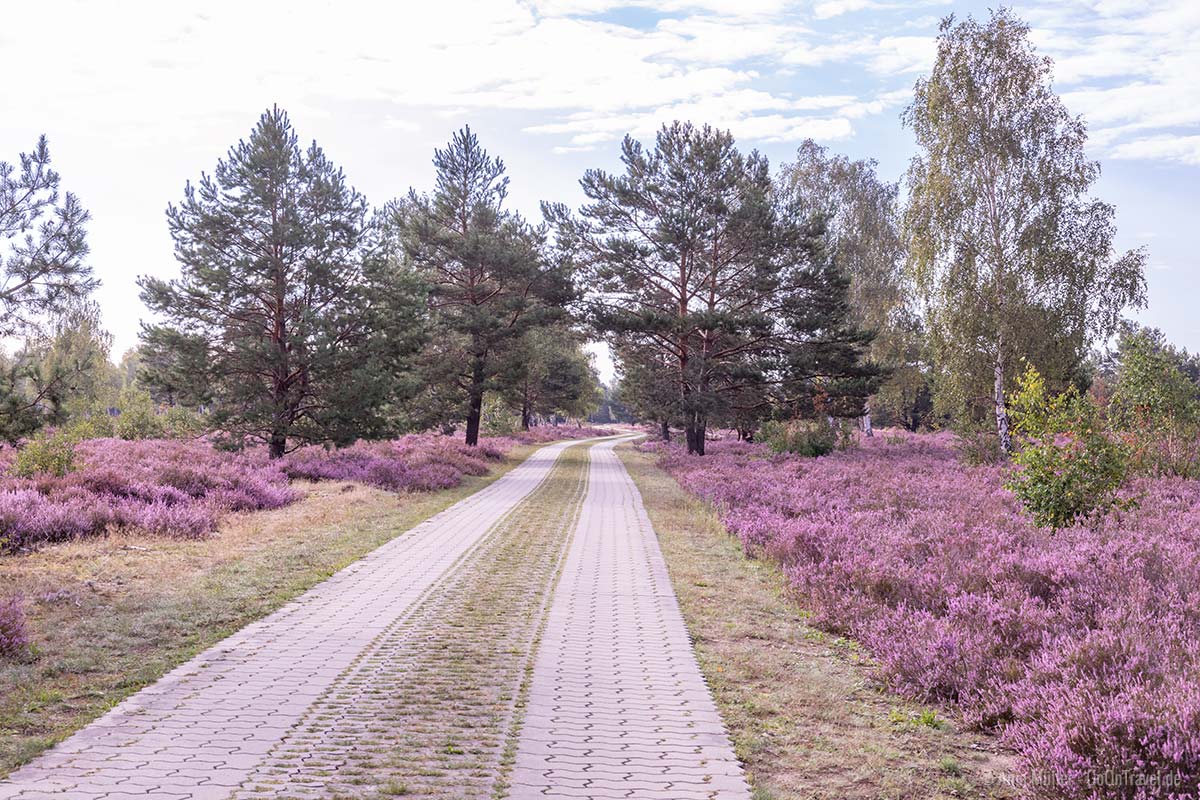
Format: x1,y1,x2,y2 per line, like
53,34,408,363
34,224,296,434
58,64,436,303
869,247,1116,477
1,0,1197,384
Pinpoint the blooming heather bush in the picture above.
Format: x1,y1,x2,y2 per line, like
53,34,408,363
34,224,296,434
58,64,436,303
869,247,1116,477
282,434,504,492
0,594,29,658
650,432,1200,798
0,426,613,552
282,427,616,492
498,425,618,446
0,438,298,550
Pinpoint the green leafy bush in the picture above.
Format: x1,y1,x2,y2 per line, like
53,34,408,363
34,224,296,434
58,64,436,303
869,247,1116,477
1005,366,1133,529
760,419,839,457
113,388,165,440
12,430,78,478
1110,329,1200,478
162,405,206,439
63,413,115,440
953,420,1005,466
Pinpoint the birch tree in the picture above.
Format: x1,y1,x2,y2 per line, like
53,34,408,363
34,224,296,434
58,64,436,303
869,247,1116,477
780,140,908,435
904,9,1146,453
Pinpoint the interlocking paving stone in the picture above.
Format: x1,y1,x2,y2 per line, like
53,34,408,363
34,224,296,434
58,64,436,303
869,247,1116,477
0,440,582,800
1,435,749,799
504,439,750,800
233,443,592,799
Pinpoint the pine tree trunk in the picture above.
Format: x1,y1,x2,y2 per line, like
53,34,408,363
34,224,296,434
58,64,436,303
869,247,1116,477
521,402,531,431
268,428,287,459
660,420,670,441
685,414,707,455
994,346,1011,455
465,396,483,447
862,407,874,438
464,356,485,447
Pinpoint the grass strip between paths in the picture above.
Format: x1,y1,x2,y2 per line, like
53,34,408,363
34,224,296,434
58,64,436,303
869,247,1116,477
234,442,592,800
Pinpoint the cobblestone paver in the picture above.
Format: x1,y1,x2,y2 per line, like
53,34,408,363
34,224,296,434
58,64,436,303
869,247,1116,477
1,435,749,800
233,445,592,799
0,440,583,800
504,439,751,800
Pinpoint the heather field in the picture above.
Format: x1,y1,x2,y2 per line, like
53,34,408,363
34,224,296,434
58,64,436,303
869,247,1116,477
0,427,615,553
648,432,1200,799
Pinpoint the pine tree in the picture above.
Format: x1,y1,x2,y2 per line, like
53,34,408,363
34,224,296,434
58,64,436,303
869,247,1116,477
552,121,876,454
0,136,96,338
393,127,574,446
139,107,421,456
500,327,598,429
0,136,97,438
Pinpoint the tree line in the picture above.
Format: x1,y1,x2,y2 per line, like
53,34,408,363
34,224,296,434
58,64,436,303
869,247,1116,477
0,9,1157,459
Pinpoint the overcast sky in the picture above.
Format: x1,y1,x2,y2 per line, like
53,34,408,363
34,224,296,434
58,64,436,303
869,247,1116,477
2,0,1197,382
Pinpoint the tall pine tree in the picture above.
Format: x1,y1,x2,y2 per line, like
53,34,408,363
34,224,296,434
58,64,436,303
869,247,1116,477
551,122,875,454
392,127,574,446
0,135,97,439
139,107,422,456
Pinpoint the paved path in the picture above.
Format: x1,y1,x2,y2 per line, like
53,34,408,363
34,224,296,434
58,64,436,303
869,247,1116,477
507,440,749,800
0,437,748,800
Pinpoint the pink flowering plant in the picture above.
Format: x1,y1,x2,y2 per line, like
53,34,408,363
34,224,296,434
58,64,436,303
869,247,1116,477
0,427,613,553
648,430,1200,798
0,594,29,658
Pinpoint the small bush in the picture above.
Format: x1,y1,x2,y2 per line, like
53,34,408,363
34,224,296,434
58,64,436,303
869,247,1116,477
63,413,115,440
760,419,838,457
11,430,77,478
113,388,165,440
0,595,30,658
1006,366,1133,529
953,422,1005,466
162,405,206,439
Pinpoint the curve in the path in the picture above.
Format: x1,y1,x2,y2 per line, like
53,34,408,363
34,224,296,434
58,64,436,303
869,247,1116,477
0,439,588,800
505,439,750,800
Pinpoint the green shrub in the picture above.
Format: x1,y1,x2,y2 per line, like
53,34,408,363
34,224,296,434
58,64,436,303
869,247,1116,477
113,388,165,440
12,430,78,478
481,394,517,437
63,413,115,440
162,405,206,439
1005,366,1133,529
1110,329,1200,478
953,421,1005,466
761,419,839,457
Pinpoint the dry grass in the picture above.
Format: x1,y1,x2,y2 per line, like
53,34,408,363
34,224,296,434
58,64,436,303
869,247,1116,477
619,444,1018,800
0,444,538,777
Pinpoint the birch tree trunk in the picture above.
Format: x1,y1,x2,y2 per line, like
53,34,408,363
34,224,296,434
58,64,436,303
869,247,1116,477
994,338,1011,455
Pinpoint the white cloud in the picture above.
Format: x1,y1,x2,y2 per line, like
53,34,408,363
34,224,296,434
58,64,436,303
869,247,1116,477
813,0,877,20
0,0,923,159
1109,135,1200,167
383,118,421,132
1027,0,1200,165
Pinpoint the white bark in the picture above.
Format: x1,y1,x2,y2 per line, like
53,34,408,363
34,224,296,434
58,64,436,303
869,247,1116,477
994,342,1011,455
